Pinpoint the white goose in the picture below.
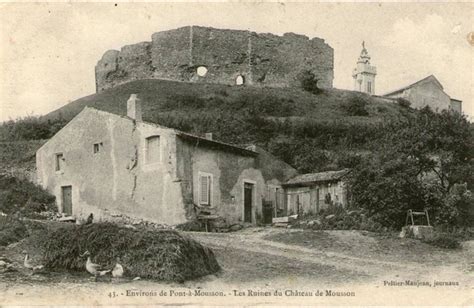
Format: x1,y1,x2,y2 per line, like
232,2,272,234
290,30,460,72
112,258,124,278
23,251,44,270
80,250,111,277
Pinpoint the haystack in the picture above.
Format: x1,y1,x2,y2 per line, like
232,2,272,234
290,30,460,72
39,223,220,282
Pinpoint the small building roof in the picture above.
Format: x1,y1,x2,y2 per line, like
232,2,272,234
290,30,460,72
383,75,444,97
176,132,257,157
284,169,350,187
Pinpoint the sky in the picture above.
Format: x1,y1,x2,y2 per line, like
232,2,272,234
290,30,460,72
1,2,473,121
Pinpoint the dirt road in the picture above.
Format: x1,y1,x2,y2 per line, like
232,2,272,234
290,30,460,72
1,227,472,306
188,228,473,286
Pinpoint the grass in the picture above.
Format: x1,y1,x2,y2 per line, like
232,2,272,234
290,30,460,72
423,234,461,249
0,174,56,216
0,216,28,246
0,140,46,171
39,223,220,282
1,79,411,173
43,79,403,124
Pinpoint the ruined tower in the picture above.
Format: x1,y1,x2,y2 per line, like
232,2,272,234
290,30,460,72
352,41,376,95
95,26,334,92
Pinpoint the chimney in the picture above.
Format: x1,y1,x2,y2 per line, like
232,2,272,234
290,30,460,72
127,94,142,121
205,133,213,140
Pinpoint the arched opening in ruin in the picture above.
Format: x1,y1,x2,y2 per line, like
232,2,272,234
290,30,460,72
235,75,245,85
197,66,208,77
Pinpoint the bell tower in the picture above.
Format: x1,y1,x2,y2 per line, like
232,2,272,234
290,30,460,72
352,41,376,95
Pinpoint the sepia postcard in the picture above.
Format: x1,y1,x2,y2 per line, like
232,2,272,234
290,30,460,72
0,1,472,307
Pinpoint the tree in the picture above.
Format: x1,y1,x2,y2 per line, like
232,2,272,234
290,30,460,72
298,70,321,94
348,107,473,228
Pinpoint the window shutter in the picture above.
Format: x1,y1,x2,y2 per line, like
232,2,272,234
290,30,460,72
200,175,209,205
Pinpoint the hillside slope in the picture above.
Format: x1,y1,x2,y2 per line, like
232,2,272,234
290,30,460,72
45,79,402,124
42,79,409,172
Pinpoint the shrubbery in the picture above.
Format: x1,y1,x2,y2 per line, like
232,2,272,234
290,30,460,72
0,216,28,246
0,116,67,141
348,108,473,229
0,175,57,217
292,205,386,232
397,98,412,108
342,96,369,116
298,70,322,94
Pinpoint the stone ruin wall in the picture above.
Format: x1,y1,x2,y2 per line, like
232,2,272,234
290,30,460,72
95,26,334,92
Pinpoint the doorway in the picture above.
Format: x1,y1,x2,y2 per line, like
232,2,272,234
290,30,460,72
244,183,253,223
61,186,72,216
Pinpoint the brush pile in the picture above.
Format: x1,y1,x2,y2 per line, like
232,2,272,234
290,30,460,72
39,223,220,282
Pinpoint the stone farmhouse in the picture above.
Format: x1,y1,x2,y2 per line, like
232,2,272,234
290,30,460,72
36,94,298,226
283,169,350,216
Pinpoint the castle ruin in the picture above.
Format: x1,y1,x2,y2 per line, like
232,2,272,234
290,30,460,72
95,26,334,92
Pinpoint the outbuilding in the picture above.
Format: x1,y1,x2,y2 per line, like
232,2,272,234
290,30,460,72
282,169,350,216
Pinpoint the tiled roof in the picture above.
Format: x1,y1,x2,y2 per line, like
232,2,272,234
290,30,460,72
284,169,350,186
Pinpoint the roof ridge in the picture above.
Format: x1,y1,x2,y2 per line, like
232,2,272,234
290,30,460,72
383,74,443,97
84,107,257,155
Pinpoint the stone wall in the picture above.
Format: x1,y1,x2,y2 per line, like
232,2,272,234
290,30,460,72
95,26,334,92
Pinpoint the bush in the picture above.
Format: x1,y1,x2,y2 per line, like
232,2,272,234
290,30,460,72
0,175,56,216
0,115,67,141
423,234,461,249
397,98,412,108
343,96,369,116
293,206,386,232
436,183,474,227
298,70,321,94
39,223,220,282
0,216,28,246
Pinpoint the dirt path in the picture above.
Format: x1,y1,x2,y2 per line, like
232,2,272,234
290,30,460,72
191,230,407,274
187,228,473,287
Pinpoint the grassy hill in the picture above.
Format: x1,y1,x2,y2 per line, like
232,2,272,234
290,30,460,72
45,79,403,125
7,79,412,173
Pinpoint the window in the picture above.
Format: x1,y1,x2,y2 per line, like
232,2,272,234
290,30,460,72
235,75,245,85
145,136,160,164
93,142,103,154
367,81,372,93
197,66,208,77
55,153,64,171
199,173,212,206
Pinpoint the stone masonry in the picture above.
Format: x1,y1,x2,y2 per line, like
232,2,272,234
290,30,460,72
95,26,334,92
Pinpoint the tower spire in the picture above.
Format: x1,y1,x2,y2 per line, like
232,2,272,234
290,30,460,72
352,41,377,95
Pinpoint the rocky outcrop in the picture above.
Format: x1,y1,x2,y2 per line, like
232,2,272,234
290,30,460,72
95,26,334,92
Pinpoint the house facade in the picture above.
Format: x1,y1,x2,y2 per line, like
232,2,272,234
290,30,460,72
383,75,462,113
36,94,297,226
282,169,350,216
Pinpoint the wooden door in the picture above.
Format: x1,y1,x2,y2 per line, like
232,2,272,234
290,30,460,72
61,186,72,215
244,183,253,223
